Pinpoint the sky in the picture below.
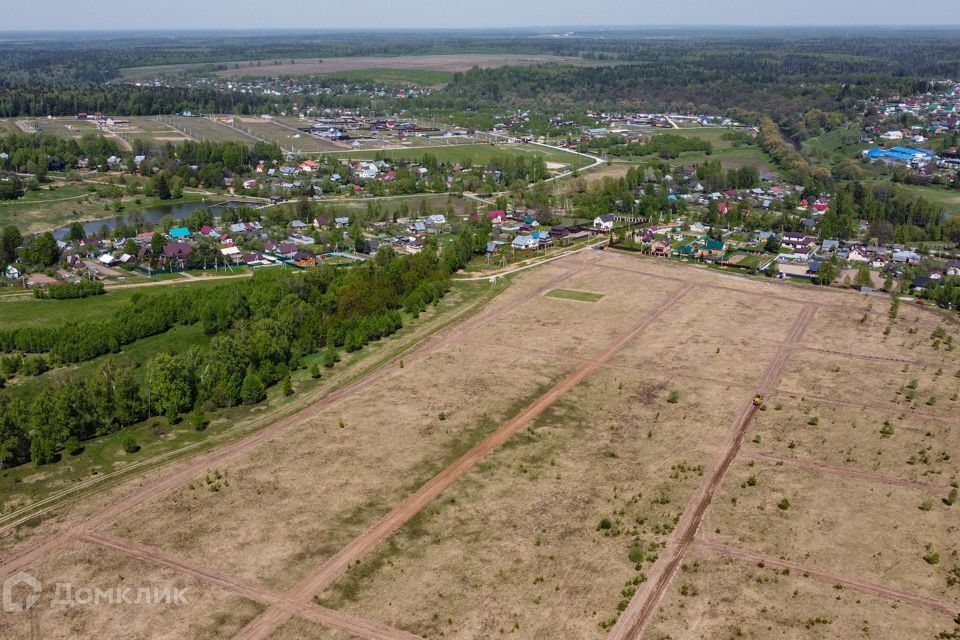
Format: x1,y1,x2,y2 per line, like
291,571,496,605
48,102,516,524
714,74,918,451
5,0,960,31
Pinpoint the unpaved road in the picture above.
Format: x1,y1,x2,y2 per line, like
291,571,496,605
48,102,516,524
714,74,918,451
694,539,958,616
76,530,418,640
607,304,816,640
0,256,594,583
231,283,698,640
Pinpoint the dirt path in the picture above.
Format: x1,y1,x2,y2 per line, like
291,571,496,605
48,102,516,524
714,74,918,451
231,283,698,640
75,531,418,640
607,305,816,640
0,258,592,582
740,448,951,494
693,539,958,616
776,391,960,427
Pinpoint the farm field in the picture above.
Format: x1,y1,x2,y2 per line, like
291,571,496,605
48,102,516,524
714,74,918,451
160,115,254,144
3,251,960,640
325,142,591,171
120,54,589,80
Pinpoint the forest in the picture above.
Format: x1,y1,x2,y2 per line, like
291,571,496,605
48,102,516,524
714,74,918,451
0,227,486,469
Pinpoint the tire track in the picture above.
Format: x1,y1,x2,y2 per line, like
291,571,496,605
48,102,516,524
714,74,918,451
740,448,951,495
231,283,698,640
693,539,958,616
775,391,960,427
607,304,816,640
76,531,418,640
0,255,592,584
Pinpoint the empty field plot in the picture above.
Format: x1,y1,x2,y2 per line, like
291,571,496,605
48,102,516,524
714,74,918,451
702,462,960,607
315,366,739,638
162,116,253,144
109,343,577,591
0,541,262,639
609,285,804,384
16,117,99,140
779,349,960,419
544,288,605,303
466,266,682,359
269,618,354,640
646,554,956,640
799,296,958,362
748,394,960,485
232,118,341,153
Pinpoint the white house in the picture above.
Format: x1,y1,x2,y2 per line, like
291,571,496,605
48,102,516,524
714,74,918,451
593,214,615,231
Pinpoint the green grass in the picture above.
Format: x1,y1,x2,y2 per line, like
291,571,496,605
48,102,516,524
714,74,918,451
0,278,239,329
802,124,869,163
545,288,605,303
0,278,501,524
319,68,454,86
323,142,592,170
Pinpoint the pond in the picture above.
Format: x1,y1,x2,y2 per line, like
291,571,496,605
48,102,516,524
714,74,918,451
52,199,266,240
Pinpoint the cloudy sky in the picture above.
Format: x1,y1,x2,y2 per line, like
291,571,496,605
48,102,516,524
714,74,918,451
5,0,960,30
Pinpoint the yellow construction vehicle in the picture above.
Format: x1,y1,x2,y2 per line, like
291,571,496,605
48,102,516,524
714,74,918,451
753,394,764,406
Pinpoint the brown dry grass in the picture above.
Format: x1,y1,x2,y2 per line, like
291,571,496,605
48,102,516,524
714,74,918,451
646,554,956,639
0,541,262,639
314,366,741,638
702,462,960,607
749,394,960,485
109,343,575,591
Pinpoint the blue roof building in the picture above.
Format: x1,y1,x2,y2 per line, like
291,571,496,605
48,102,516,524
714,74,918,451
169,227,191,239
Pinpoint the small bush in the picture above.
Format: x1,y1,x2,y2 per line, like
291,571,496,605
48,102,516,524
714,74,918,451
121,435,140,454
777,498,791,511
310,364,321,379
666,390,680,404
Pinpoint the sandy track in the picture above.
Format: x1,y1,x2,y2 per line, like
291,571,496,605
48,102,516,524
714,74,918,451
693,539,958,616
740,448,952,494
231,283,698,640
607,305,816,640
76,531,417,640
0,256,592,583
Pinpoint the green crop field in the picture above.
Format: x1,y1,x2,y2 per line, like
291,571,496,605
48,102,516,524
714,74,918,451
162,116,255,144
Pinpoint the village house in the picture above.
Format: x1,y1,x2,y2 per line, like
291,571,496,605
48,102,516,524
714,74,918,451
593,214,615,231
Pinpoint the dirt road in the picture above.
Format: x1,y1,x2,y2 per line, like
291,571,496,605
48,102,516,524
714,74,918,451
694,539,958,616
231,283,698,640
740,448,952,495
76,530,418,640
607,304,816,640
0,256,593,583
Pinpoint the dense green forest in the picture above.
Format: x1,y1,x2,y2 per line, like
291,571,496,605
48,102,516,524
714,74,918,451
0,228,485,469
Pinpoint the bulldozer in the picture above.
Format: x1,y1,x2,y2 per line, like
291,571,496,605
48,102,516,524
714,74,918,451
753,394,764,407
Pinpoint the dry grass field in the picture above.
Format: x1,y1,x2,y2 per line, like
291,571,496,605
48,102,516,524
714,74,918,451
3,250,960,640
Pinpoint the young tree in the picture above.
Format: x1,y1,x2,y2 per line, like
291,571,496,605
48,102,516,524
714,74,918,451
240,367,265,405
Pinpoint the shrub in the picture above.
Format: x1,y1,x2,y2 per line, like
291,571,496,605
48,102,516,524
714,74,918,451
121,435,140,454
666,390,680,404
310,364,321,379
777,498,791,511
597,517,613,531
807,416,819,426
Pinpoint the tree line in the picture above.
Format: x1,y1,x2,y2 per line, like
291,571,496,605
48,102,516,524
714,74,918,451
0,225,486,469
